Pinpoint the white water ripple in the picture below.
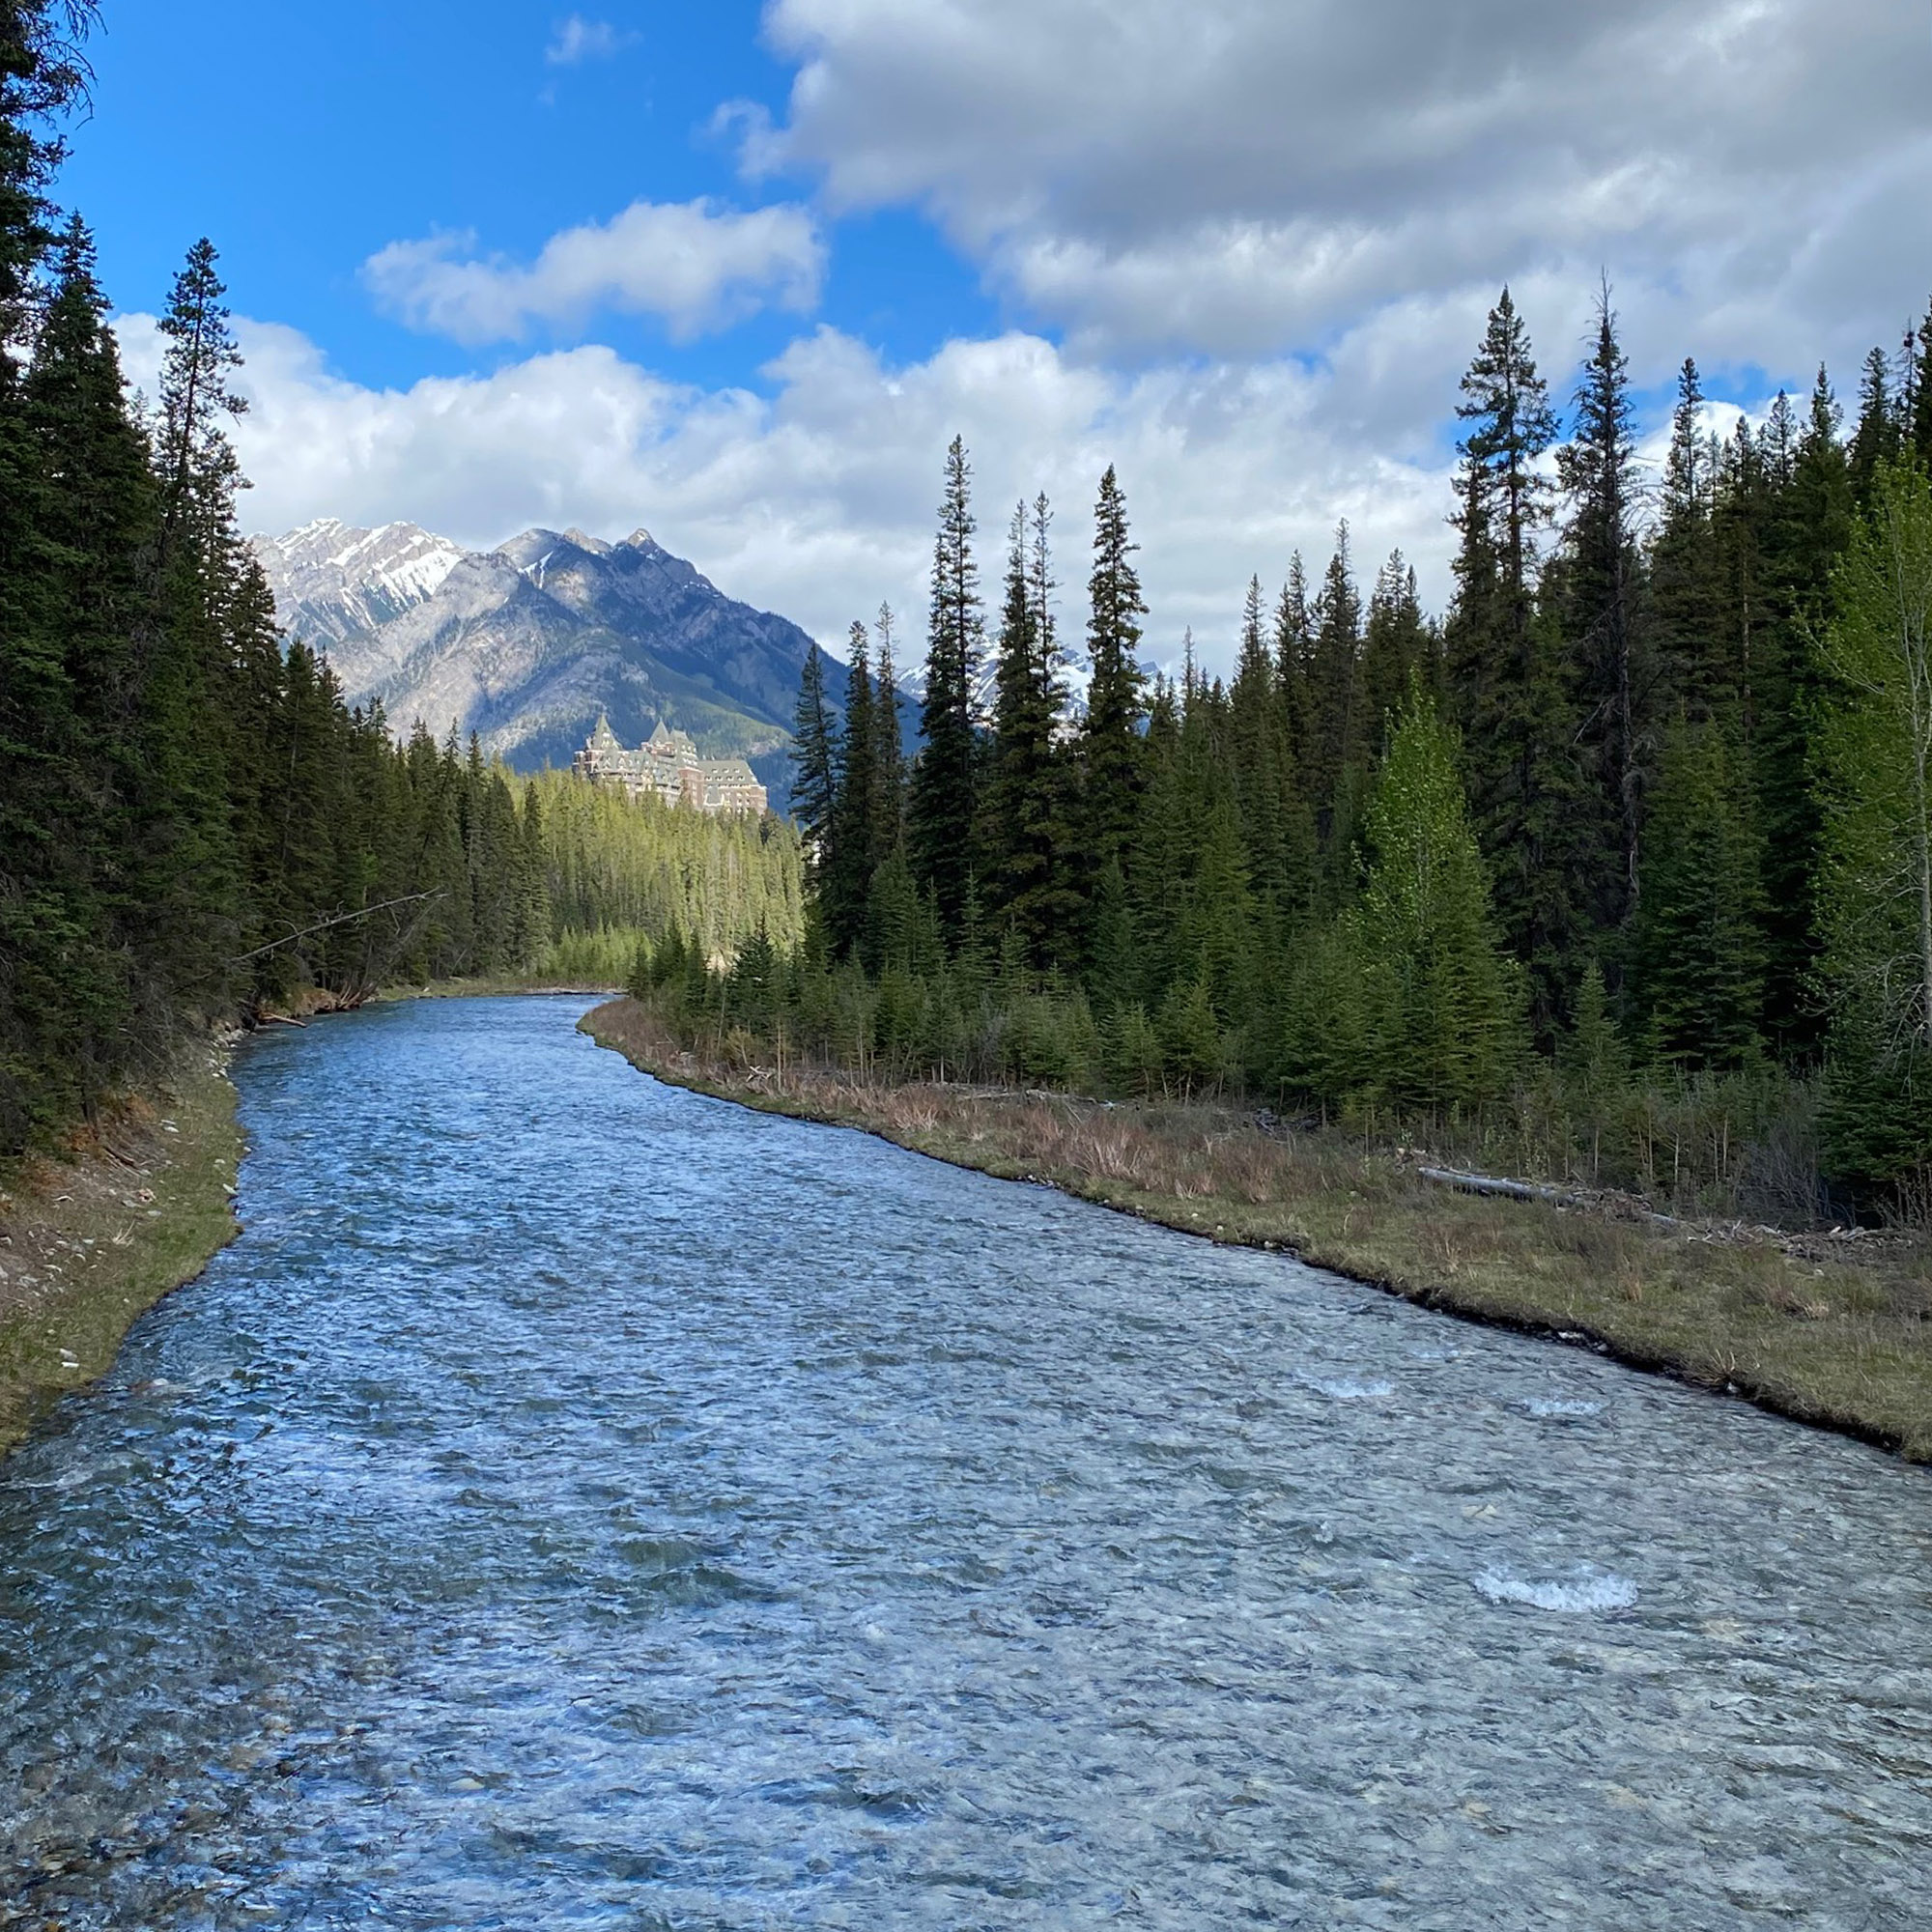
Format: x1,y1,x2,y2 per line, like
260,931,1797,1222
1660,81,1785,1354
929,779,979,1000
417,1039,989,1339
1473,1565,1640,1613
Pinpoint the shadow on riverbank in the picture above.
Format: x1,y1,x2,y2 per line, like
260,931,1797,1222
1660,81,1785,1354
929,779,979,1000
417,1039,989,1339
0,1055,241,1460
583,996,1932,1464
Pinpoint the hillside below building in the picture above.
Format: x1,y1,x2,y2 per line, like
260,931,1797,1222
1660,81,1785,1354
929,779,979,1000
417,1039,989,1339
574,715,768,815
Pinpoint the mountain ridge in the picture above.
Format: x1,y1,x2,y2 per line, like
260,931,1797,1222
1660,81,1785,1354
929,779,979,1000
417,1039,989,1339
250,521,842,801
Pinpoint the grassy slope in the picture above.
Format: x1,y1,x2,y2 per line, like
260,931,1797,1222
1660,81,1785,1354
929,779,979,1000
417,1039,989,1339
583,997,1932,1462
0,1056,242,1459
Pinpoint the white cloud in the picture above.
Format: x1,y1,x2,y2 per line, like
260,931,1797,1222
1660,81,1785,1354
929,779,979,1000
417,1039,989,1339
112,310,1492,674
746,0,1932,381
362,199,825,346
545,14,636,66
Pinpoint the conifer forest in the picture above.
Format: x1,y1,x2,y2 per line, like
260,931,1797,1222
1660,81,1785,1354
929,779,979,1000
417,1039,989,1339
651,293,1932,1218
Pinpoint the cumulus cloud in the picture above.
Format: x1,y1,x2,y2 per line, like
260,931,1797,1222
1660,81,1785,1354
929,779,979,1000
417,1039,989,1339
112,310,1500,673
362,199,825,345
746,0,1932,377
545,14,636,66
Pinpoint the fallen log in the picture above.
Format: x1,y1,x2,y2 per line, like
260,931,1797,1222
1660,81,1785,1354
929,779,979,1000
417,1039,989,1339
1416,1165,1680,1229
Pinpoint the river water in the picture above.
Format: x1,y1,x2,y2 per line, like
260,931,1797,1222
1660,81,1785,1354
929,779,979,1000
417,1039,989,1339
2,997,1930,1928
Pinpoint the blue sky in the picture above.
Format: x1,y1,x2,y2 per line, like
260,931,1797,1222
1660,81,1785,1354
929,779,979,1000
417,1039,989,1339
72,2,993,391
79,0,1932,661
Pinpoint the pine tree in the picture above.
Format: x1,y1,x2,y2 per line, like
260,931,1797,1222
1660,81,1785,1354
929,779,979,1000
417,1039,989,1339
1908,302,1932,469
1080,463,1148,869
139,238,258,1015
1226,574,1299,922
909,435,983,942
1353,680,1520,1110
871,601,906,857
1813,460,1932,1179
1651,357,1722,724
1358,553,1434,759
1274,554,1317,775
824,622,878,959
790,644,839,862
0,5,100,1143
7,214,152,1119
1306,525,1363,836
1558,287,1645,932
982,494,1079,963
1850,345,1899,503
1757,365,1854,1050
1445,287,1579,1034
1630,719,1767,1067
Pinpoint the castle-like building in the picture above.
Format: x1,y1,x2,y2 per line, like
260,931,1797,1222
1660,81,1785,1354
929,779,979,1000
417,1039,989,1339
572,715,768,816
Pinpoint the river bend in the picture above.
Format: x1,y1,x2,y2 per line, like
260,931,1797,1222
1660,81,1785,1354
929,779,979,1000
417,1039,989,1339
2,996,1929,1927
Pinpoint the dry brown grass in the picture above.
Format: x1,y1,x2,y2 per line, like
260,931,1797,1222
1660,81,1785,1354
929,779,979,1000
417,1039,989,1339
585,996,1932,1463
0,1057,242,1458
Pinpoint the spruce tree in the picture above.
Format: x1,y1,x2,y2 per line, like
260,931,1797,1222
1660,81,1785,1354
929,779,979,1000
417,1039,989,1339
1358,553,1434,758
1080,463,1148,868
1445,286,1580,1035
909,436,983,942
1226,574,1298,923
1756,366,1853,1050
1850,345,1899,503
871,601,906,857
1631,719,1767,1067
824,623,878,959
982,495,1077,963
1813,460,1932,1179
1908,303,1932,469
790,645,839,862
1558,288,1645,932
1274,554,1317,775
1306,525,1363,836
1345,682,1520,1109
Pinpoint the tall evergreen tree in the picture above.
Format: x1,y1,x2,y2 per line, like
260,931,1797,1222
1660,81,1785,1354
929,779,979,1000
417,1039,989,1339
1813,460,1932,1179
1631,719,1767,1067
1226,574,1304,925
1907,302,1932,469
1358,553,1434,758
1081,463,1148,869
908,435,982,941
1305,526,1364,837
1651,359,1723,710
1354,681,1520,1109
983,495,1077,962
1445,286,1578,1032
824,622,878,960
1850,344,1899,503
1274,554,1316,776
1558,288,1645,931
871,601,906,857
789,644,838,863
1756,365,1854,1051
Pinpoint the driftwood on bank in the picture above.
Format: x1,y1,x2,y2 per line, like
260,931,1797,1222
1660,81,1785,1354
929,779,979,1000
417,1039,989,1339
1417,1165,1681,1229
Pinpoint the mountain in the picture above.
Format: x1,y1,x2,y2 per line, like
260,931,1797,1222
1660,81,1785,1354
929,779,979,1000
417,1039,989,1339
249,521,842,802
251,520,468,695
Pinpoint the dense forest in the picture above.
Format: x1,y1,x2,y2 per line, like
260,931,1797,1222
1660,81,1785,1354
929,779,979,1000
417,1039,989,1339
643,295,1932,1215
0,4,800,1156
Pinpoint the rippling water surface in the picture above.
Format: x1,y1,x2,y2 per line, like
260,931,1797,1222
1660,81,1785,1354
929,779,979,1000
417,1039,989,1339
3,996,1931,1928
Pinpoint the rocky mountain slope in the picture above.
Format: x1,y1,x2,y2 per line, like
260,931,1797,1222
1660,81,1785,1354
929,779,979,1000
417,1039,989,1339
250,521,842,798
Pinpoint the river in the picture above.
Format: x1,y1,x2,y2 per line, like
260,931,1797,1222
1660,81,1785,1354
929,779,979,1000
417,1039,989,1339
1,996,1928,1927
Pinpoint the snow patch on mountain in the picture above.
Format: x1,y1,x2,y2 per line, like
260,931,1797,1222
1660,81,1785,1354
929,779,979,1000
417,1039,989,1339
251,519,467,649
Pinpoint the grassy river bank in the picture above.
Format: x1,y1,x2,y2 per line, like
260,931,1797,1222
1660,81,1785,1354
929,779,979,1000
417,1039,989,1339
583,995,1932,1463
0,1049,242,1459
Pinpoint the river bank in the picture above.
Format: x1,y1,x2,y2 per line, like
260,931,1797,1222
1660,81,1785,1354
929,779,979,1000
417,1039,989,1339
0,1051,242,1459
582,996,1932,1462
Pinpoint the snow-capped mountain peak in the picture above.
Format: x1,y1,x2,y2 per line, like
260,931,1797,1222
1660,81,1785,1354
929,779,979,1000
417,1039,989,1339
251,520,466,650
